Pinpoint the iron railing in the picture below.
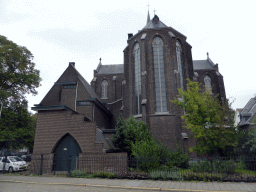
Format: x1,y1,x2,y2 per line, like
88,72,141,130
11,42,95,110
2,155,256,182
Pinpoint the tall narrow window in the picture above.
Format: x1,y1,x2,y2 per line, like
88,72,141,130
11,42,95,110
176,41,184,90
152,37,167,113
101,80,108,99
204,75,212,93
134,43,142,115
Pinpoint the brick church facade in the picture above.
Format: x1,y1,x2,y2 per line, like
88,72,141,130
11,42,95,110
31,13,226,172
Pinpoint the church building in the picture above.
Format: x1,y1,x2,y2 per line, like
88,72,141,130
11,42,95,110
31,13,226,172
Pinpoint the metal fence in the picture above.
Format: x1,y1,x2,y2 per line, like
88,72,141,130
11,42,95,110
4,155,256,182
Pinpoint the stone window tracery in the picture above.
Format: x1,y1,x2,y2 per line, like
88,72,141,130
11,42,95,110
176,41,184,91
101,80,108,99
152,37,167,113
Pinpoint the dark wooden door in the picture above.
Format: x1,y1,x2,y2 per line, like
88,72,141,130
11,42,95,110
53,134,81,171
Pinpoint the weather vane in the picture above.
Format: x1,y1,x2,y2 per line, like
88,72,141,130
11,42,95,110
154,9,156,16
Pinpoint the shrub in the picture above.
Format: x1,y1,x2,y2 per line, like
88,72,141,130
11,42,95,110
214,160,236,174
150,170,183,180
190,161,212,172
69,170,84,178
107,173,116,179
93,172,108,178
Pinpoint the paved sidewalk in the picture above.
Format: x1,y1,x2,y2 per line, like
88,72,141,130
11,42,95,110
0,175,256,192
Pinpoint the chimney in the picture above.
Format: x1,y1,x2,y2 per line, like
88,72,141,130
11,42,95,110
69,62,75,67
128,33,133,40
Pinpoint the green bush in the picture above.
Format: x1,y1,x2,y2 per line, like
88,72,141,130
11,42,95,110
107,173,116,179
214,160,236,173
69,170,94,178
190,161,212,172
235,161,246,170
69,170,84,177
158,164,169,171
150,170,183,180
93,172,108,178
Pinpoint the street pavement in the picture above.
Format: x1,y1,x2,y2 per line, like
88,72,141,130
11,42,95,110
0,175,256,192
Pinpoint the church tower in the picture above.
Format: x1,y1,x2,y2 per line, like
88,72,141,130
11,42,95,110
122,14,194,150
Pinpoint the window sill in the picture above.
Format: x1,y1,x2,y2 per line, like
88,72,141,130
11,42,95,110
150,112,175,116
133,114,142,118
101,98,108,99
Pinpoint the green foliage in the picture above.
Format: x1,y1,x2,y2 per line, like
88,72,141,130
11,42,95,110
93,172,109,178
112,115,152,156
150,169,183,180
190,159,241,174
0,101,36,150
233,121,256,159
125,117,152,155
69,170,94,178
132,141,189,171
172,79,237,156
0,35,41,151
112,115,189,171
112,114,127,152
214,160,236,174
190,161,212,172
0,35,41,103
107,172,116,179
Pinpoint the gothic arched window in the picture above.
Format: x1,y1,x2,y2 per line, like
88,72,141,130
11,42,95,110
134,43,142,115
101,80,108,99
204,75,212,93
176,41,184,90
152,37,167,113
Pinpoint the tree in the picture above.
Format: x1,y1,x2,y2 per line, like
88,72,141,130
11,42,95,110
0,35,41,150
0,100,36,151
234,117,256,156
112,114,126,151
112,115,152,156
172,79,237,156
112,116,189,171
0,35,41,106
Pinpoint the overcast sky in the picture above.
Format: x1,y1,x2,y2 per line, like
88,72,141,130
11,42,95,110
1,0,256,112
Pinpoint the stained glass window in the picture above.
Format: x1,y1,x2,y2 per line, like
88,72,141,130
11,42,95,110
134,43,142,115
101,80,108,99
152,37,167,113
176,41,184,90
204,75,212,93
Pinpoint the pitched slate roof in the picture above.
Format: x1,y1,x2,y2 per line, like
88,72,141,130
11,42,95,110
143,15,168,30
95,128,115,150
239,96,256,126
193,59,215,70
97,64,124,75
70,64,99,99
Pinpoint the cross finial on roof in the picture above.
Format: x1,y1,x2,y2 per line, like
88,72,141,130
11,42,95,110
147,3,150,11
153,9,156,16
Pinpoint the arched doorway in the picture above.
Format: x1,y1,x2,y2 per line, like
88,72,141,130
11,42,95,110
53,133,82,171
